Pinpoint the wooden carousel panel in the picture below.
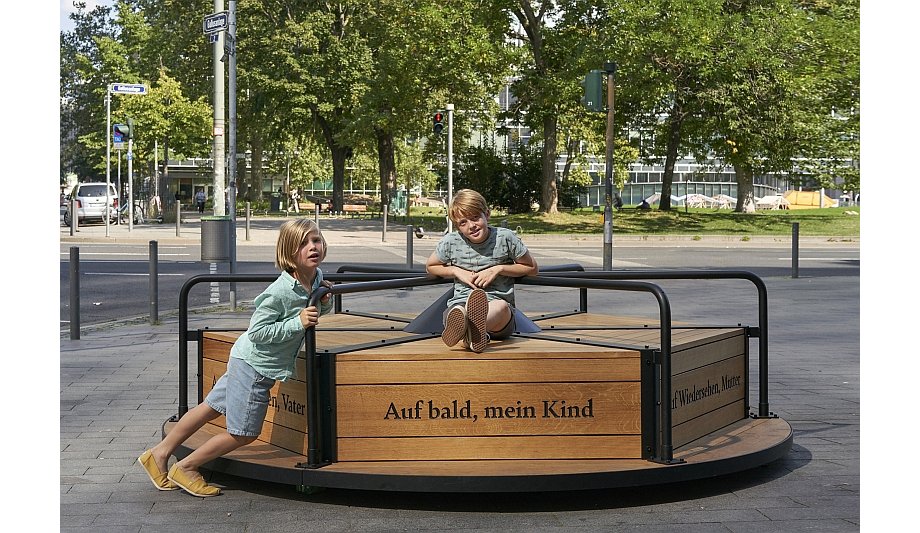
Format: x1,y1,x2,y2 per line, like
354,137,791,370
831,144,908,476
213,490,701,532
197,314,751,463
335,335,636,362
532,329,661,352
203,330,244,345
532,314,654,328
671,332,746,375
315,328,417,350
316,313,420,350
201,335,312,456
260,421,308,455
201,359,311,455
208,410,309,455
670,328,743,350
263,379,309,429
564,329,663,346
204,353,311,390
332,311,417,321
202,415,309,455
336,356,641,384
336,383,642,437
201,358,228,395
316,313,416,328
201,314,416,352
669,346,747,449
192,411,309,457
670,354,747,427
337,435,642,461
535,325,742,353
